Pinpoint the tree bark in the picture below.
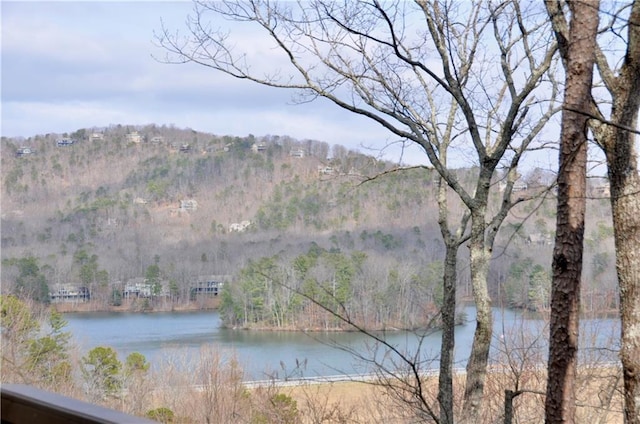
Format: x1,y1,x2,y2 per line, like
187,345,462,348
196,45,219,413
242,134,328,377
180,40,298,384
438,241,458,424
609,118,640,424
544,1,599,422
461,209,493,424
602,3,640,419
547,0,640,420
436,151,467,424
504,390,518,424
603,89,640,424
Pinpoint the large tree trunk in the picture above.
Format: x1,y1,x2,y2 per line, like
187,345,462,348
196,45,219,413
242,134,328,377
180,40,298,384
609,133,640,424
436,165,465,424
547,0,640,420
461,209,493,424
603,4,640,421
431,106,468,423
544,2,599,422
438,241,458,424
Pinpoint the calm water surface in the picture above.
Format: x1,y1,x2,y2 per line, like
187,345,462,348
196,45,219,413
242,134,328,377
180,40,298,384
64,307,619,381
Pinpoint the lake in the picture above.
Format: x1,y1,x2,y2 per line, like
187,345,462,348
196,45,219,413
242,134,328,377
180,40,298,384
64,307,619,381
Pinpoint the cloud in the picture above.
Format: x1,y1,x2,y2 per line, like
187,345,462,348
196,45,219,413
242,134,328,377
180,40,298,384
2,4,112,63
2,2,291,111
1,1,429,166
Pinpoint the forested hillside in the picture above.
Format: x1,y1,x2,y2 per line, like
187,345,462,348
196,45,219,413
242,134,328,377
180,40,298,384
0,125,617,325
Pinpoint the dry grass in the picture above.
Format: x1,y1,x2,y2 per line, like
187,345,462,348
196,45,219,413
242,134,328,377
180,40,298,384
274,366,624,424
7,337,620,423
134,362,624,422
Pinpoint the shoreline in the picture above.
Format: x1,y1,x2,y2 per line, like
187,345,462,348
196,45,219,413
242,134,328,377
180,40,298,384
52,300,620,331
51,297,220,314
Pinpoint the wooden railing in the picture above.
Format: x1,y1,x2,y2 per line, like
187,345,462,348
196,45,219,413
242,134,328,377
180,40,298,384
1,384,155,424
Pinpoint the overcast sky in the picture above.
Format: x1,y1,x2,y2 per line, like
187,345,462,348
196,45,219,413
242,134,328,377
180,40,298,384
2,1,430,164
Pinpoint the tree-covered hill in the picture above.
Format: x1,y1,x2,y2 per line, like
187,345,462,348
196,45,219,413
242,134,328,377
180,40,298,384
0,125,617,319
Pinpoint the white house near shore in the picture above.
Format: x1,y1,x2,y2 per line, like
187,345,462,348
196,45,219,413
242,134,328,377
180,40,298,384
229,220,251,232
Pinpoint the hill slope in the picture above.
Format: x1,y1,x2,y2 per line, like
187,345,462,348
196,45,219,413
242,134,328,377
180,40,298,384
0,125,617,314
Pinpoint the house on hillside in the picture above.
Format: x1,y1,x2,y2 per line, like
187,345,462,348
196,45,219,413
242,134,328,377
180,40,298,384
50,284,90,303
16,147,33,157
190,275,230,298
150,136,164,144
90,132,105,142
251,143,267,153
124,279,152,298
123,278,168,298
497,180,530,193
512,181,528,192
229,220,251,232
290,149,305,158
318,166,334,176
56,138,74,147
126,131,142,143
179,199,198,211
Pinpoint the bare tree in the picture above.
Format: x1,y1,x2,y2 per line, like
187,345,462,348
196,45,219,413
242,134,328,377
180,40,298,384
546,0,640,421
157,1,558,421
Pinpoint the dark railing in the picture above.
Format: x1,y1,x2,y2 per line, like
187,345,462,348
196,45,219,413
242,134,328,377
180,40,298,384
1,384,155,424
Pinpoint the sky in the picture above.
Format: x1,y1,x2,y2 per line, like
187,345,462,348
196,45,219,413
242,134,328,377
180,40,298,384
2,2,634,174
1,1,427,165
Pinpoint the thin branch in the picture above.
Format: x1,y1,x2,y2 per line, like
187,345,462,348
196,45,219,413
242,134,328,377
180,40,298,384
565,106,640,136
